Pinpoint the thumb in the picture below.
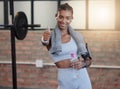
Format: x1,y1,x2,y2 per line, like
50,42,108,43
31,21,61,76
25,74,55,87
47,26,51,32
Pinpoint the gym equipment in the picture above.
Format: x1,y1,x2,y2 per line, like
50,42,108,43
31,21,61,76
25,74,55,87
0,11,40,40
0,11,40,89
0,0,40,89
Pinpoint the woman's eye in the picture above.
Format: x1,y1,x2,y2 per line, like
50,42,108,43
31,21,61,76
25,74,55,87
66,17,71,20
59,16,63,19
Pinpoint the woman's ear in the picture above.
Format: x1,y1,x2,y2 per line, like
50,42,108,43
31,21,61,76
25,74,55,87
72,16,73,19
55,13,58,20
55,12,59,20
55,13,57,17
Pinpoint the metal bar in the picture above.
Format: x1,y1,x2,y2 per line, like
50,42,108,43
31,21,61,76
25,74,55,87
0,61,120,69
27,24,41,27
10,0,14,18
31,0,34,29
10,0,17,88
11,26,17,89
0,24,13,27
57,0,61,10
4,0,9,29
0,24,40,27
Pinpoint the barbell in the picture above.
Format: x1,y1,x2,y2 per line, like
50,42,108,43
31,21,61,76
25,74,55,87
0,11,40,40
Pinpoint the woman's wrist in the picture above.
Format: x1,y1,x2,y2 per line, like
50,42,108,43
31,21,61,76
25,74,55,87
82,62,87,68
41,36,49,45
83,59,92,68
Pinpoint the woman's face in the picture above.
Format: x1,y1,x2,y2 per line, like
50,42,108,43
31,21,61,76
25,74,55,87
56,10,73,30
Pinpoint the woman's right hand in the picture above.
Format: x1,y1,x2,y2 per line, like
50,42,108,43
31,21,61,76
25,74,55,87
43,27,51,41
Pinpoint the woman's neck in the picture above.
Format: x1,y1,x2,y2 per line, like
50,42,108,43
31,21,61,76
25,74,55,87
61,29,69,36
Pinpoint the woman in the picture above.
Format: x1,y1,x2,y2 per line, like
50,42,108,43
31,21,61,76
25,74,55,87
41,3,92,89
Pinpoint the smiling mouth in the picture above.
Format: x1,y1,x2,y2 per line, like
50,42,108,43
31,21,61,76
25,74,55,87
60,23,66,26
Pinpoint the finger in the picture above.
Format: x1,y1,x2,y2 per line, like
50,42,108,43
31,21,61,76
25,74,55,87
47,26,51,32
77,61,84,69
76,64,82,69
74,60,81,65
80,58,84,62
71,60,84,69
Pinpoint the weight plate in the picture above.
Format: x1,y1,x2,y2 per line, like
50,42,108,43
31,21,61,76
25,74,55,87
14,11,28,40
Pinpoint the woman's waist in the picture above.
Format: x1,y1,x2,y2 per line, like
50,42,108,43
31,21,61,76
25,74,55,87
55,59,79,68
55,59,72,68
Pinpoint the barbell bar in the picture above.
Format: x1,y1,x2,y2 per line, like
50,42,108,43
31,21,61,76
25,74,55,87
0,24,40,27
0,24,40,28
0,11,41,40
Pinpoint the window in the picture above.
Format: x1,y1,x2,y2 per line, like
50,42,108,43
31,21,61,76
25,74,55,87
62,0,115,30
61,0,86,30
0,0,116,30
14,1,31,24
34,1,57,29
89,0,115,30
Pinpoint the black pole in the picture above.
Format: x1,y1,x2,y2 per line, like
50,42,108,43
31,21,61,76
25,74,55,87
4,0,8,29
10,0,17,89
31,0,34,29
11,26,17,89
57,0,61,10
10,0,14,18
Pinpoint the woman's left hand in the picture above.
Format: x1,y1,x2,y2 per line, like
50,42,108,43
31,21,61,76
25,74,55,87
71,59,84,70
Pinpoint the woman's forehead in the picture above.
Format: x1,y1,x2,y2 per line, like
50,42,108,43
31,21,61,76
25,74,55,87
58,10,73,16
